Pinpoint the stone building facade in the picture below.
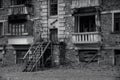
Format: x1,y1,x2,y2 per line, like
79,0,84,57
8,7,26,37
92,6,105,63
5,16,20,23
0,0,120,66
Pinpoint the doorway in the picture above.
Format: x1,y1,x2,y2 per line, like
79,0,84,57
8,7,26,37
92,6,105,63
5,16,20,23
114,50,120,66
16,50,28,64
50,28,58,42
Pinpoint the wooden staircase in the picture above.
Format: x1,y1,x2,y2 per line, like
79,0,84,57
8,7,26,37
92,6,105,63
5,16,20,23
22,31,52,72
23,41,51,72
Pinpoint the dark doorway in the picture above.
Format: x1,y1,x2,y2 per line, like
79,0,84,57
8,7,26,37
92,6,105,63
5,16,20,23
114,50,120,66
16,50,28,64
43,48,52,68
50,28,58,42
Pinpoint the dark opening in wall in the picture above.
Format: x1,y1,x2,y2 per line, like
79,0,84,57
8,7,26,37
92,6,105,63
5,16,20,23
74,15,96,33
78,50,98,62
16,50,27,64
59,42,66,65
0,23,3,36
0,0,3,8
49,0,58,16
114,50,120,66
14,45,30,64
11,0,32,6
43,48,52,68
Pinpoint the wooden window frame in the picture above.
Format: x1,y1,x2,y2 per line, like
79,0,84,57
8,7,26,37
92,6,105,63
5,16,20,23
49,0,58,16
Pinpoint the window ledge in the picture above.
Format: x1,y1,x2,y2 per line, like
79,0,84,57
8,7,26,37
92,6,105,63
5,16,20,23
49,15,58,18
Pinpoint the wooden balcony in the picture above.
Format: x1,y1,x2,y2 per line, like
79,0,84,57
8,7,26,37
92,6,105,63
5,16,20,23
72,32,101,44
71,0,100,8
8,5,28,15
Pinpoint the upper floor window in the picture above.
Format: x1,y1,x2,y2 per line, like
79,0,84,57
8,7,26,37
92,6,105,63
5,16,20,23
0,22,3,36
114,13,120,33
49,0,58,16
74,15,96,33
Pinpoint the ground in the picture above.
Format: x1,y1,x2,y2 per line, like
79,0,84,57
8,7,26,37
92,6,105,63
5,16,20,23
0,63,120,80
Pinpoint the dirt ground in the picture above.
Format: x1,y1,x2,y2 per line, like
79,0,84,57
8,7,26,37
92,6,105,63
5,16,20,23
0,63,120,80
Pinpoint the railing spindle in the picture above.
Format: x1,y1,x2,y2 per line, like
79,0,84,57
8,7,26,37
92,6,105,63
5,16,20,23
72,32,100,43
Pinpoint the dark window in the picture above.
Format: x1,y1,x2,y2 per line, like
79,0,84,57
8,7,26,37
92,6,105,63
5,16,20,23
114,13,120,33
49,0,58,16
11,0,31,5
0,23,3,36
0,0,3,8
74,15,96,33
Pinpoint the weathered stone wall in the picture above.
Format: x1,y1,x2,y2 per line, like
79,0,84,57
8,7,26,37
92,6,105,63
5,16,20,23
97,0,120,65
63,0,79,65
102,0,120,11
101,0,120,48
98,49,114,65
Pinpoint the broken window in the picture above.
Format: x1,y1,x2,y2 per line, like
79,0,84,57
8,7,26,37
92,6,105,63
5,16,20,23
74,15,96,33
49,0,58,16
114,13,120,33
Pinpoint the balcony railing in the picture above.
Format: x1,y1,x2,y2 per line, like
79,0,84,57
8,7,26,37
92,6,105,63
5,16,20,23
72,32,101,44
8,5,28,15
71,0,100,8
7,22,33,36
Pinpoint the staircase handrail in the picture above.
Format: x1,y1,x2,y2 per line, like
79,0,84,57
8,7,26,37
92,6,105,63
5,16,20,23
23,31,42,60
30,41,51,71
32,41,44,56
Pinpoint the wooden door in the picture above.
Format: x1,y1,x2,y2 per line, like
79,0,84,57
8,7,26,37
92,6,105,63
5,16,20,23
50,28,58,42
